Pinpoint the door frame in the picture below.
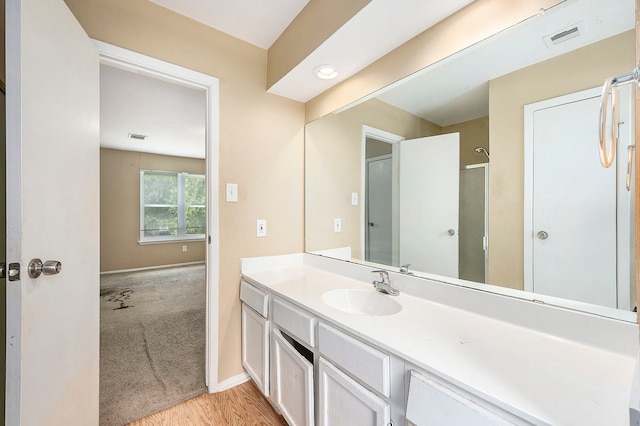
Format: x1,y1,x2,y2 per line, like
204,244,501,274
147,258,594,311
361,126,403,266
95,41,221,390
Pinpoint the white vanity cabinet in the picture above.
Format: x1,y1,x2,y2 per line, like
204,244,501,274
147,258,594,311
240,278,532,426
241,255,640,426
240,281,402,426
240,281,270,396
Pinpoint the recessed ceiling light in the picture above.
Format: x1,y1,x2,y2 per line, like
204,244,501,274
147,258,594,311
128,133,148,141
313,65,338,80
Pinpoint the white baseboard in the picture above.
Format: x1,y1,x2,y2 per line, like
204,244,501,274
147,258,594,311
100,261,205,275
212,372,250,393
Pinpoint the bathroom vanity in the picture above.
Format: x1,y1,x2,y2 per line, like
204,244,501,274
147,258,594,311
240,253,639,425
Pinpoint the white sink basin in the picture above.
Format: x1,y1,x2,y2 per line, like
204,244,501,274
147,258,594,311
321,289,402,316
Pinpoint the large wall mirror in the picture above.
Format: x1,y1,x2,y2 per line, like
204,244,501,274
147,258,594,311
305,0,637,321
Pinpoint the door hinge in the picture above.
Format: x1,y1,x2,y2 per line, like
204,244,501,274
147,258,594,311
208,235,211,244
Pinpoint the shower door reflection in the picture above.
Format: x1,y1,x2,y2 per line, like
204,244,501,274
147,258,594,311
459,164,488,283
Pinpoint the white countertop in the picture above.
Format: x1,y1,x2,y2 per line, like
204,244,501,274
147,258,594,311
242,257,639,425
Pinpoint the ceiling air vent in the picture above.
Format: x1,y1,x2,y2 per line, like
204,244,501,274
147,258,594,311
543,22,585,48
127,133,148,141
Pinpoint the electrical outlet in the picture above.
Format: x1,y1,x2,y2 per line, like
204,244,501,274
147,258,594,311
182,245,187,252
257,219,267,237
334,218,342,232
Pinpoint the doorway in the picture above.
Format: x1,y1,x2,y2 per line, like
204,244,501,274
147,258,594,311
362,127,403,266
95,42,220,423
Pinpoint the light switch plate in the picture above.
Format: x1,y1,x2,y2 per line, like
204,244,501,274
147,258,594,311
257,219,267,237
226,183,238,202
351,192,358,206
334,218,342,232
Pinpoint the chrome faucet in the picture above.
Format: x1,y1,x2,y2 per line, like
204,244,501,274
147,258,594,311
399,264,413,275
371,270,399,296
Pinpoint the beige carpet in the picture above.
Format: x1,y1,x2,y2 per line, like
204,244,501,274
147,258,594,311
99,264,207,425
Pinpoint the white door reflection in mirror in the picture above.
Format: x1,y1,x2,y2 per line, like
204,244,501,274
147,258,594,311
399,133,460,277
525,87,634,309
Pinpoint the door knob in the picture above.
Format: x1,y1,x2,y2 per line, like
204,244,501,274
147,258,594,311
28,258,62,279
447,229,456,236
537,231,549,240
368,222,375,227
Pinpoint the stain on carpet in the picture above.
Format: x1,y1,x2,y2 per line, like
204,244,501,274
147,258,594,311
102,289,135,310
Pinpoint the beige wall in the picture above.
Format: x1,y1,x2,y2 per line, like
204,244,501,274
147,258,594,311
65,0,305,381
442,116,489,167
488,30,635,289
100,148,207,272
366,138,392,158
305,98,438,257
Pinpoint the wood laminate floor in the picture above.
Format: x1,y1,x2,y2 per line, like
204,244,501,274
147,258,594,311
128,380,288,425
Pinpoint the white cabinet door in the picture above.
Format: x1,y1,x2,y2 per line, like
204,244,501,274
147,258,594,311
241,303,269,396
318,358,390,426
406,370,531,425
272,329,314,426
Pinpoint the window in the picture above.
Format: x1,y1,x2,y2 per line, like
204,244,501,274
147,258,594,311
140,170,206,242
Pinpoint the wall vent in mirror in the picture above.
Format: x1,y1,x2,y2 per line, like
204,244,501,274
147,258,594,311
127,132,148,140
543,21,585,47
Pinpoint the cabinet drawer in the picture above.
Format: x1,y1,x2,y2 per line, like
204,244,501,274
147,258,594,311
273,298,316,347
318,322,390,397
240,280,268,317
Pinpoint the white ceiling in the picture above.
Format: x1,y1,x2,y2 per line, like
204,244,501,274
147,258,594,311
148,0,474,102
374,0,634,127
100,64,206,158
148,0,310,49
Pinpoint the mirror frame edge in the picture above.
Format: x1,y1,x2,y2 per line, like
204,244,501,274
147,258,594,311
635,0,639,325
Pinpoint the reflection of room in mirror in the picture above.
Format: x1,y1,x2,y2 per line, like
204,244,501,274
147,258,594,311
304,0,636,320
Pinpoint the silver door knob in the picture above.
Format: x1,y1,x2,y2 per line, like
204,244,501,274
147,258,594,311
447,229,456,236
537,231,549,240
28,258,62,279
